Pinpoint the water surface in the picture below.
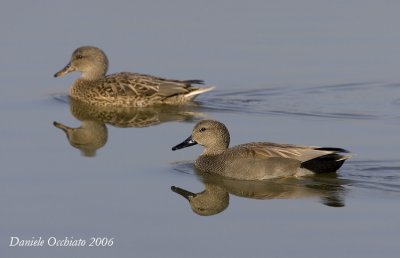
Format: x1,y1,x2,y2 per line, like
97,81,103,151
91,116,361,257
1,1,400,258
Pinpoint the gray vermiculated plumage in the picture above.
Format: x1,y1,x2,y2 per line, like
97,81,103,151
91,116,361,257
172,120,350,180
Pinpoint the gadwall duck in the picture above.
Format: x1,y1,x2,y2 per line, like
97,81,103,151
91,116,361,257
172,120,350,180
54,46,214,107
53,121,107,157
172,174,345,215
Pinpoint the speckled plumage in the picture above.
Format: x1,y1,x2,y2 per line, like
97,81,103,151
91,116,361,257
54,46,214,107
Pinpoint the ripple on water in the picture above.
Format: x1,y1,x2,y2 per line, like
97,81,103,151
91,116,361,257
200,81,399,120
171,159,400,197
342,160,400,194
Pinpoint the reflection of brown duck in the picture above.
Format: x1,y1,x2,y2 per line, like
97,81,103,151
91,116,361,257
53,121,107,157
172,168,347,216
68,97,204,128
54,97,205,156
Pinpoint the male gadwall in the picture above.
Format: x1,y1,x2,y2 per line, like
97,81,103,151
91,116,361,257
172,120,350,180
54,46,214,107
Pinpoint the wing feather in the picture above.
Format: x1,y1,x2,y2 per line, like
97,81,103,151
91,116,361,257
97,72,201,98
231,142,338,162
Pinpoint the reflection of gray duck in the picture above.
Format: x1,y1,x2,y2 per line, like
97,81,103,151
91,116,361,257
171,184,229,216
199,171,346,207
172,120,351,180
68,97,204,128
53,121,107,157
172,171,346,216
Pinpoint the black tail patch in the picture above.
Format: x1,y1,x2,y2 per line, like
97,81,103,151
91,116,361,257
183,80,204,85
301,154,346,173
316,147,350,153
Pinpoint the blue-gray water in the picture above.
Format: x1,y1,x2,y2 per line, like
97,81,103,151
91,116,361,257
1,1,400,257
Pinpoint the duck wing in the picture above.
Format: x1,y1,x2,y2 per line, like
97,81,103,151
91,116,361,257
101,72,204,98
232,142,349,162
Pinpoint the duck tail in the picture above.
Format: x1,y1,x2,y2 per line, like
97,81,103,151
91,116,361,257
183,79,205,85
316,147,352,162
185,86,215,99
316,147,350,153
301,153,350,173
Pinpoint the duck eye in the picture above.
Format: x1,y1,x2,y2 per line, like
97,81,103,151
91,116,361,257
199,127,206,132
76,55,83,59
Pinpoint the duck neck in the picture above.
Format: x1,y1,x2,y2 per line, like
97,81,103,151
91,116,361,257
203,144,228,156
80,68,107,80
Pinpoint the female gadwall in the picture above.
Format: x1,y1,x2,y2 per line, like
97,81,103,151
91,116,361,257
172,120,350,180
54,46,213,107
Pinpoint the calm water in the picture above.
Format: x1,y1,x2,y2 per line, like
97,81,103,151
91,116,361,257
1,1,400,258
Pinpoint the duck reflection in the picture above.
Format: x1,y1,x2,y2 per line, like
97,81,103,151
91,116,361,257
53,120,107,157
172,183,229,216
54,97,205,156
172,167,347,216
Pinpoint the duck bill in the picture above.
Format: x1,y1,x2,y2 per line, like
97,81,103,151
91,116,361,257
54,62,75,77
171,186,197,201
171,136,197,151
